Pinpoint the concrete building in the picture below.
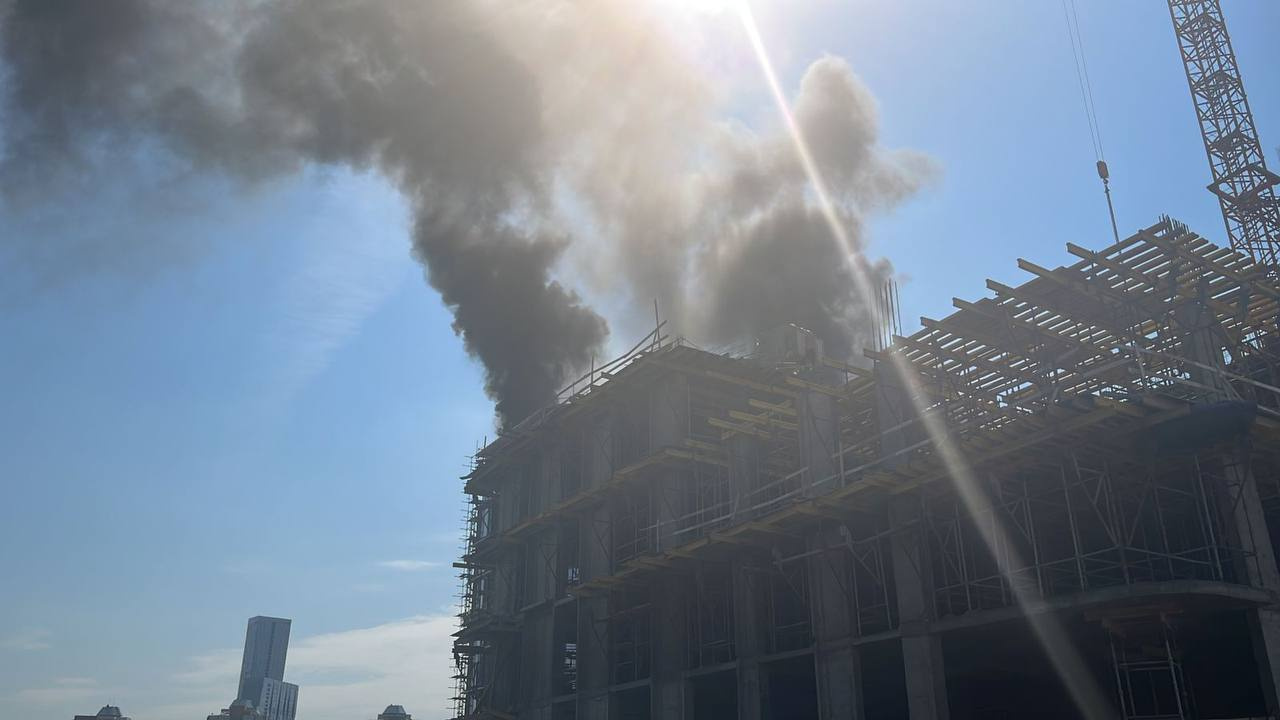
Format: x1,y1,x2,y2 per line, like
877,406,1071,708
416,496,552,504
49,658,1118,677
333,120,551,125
377,705,413,720
257,677,299,720
210,616,299,720
238,616,292,707
207,698,263,720
452,220,1280,718
73,706,130,720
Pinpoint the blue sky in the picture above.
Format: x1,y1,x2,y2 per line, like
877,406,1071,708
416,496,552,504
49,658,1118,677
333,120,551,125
1,1,1277,718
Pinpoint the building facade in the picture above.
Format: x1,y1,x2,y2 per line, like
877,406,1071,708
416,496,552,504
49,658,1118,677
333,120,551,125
209,616,299,720
377,705,413,720
257,677,299,720
452,220,1280,719
238,616,292,706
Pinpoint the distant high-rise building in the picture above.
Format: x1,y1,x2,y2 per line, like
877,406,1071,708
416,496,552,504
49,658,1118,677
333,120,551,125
378,706,412,720
209,616,299,720
73,705,130,720
257,677,299,720
237,616,291,706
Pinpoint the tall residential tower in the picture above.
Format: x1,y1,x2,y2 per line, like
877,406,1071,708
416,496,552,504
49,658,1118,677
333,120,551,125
238,616,291,704
210,616,298,720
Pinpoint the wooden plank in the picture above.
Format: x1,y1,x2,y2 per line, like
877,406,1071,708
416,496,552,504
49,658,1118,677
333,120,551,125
822,355,872,377
705,369,800,398
785,375,846,398
708,416,773,441
749,398,798,416
729,409,800,432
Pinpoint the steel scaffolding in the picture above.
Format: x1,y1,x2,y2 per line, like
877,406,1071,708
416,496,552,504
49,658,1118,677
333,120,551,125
450,220,1280,718
1106,614,1192,720
926,451,1250,619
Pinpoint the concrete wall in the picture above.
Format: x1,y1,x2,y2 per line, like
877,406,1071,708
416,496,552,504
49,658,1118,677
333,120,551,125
654,573,690,719
806,524,864,720
889,494,950,720
650,372,690,451
587,409,617,490
577,596,611,717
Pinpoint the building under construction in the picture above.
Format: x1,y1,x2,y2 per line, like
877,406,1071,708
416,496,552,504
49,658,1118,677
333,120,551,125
452,218,1280,719
452,0,1280,714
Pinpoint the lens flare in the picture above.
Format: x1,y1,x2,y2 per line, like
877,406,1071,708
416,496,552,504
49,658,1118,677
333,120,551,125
735,5,1113,717
651,0,740,17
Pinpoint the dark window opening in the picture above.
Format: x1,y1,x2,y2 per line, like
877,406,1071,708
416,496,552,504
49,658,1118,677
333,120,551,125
612,685,650,720
690,669,738,718
687,565,736,668
764,655,818,720
610,589,652,683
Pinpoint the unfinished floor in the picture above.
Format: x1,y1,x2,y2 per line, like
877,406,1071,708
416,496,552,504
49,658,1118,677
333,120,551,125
452,218,1280,719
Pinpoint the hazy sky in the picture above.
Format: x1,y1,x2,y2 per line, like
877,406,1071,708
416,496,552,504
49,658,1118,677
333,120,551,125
1,1,1278,719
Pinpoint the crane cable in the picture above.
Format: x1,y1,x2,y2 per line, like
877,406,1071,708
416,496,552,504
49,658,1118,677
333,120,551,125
1062,0,1105,162
1061,0,1120,242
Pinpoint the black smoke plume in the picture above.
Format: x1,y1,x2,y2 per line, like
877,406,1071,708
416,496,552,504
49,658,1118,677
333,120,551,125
1,0,606,427
1,1,932,424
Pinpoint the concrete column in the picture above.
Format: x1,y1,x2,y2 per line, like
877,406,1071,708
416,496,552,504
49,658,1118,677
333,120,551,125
495,555,520,616
654,574,688,719
875,361,924,470
524,457,545,519
521,608,554,708
655,469,686,553
799,386,840,492
730,434,760,506
1224,450,1280,590
1220,445,1280,715
577,596,611,718
889,494,950,720
650,372,690,451
738,660,764,720
1250,610,1280,717
493,634,523,712
813,646,862,720
900,635,949,720
807,524,865,719
733,558,765,720
1175,297,1280,713
544,445,564,503
580,503,613,582
588,410,616,489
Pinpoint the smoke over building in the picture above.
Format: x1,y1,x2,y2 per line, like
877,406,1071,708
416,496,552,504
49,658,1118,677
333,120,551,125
0,0,930,427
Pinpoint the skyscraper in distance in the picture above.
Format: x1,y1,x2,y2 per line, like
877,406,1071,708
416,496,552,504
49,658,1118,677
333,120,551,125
210,616,298,720
237,616,291,706
257,677,299,720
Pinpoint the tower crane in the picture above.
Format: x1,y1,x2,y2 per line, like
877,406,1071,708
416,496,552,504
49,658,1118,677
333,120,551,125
1166,0,1280,270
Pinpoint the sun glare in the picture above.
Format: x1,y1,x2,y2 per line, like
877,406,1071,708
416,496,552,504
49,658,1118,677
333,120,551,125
650,0,741,18
736,4,1115,718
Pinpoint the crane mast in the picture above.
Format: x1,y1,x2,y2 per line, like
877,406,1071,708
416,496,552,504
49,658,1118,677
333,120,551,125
1167,0,1280,269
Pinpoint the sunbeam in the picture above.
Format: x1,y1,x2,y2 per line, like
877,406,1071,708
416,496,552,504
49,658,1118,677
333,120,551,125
736,4,1114,717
